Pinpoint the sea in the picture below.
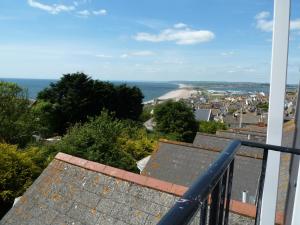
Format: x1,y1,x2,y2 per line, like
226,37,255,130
0,78,178,102
0,78,298,102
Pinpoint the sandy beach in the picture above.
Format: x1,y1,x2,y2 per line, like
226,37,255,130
143,84,198,104
157,87,197,101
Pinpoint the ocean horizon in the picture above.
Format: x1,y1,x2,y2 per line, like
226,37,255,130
0,78,298,101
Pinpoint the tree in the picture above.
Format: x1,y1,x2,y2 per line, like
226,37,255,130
114,84,144,121
45,112,155,172
0,144,45,218
37,73,144,134
199,121,227,134
0,82,37,147
31,100,57,137
153,100,198,142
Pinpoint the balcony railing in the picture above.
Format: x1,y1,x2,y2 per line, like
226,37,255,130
157,140,300,225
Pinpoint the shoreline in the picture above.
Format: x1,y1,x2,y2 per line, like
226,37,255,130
143,84,197,104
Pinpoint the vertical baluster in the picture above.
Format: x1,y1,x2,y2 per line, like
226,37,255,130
224,160,235,225
255,148,268,225
218,169,228,225
209,177,222,225
200,199,208,225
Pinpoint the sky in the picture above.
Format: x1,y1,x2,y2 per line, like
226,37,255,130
0,0,300,83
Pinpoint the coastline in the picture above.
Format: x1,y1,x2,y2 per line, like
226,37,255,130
143,83,197,104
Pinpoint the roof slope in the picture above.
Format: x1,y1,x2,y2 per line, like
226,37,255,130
0,154,183,225
194,109,211,121
142,140,262,203
0,153,281,225
193,133,263,158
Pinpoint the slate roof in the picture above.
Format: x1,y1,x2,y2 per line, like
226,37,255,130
142,140,262,204
193,133,263,158
194,109,211,121
0,153,259,225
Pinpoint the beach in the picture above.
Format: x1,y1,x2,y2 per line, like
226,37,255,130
157,88,197,101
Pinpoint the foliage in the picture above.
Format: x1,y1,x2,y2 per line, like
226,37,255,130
0,82,37,147
153,100,198,142
139,105,154,122
45,112,156,172
114,84,144,121
257,102,269,112
0,143,45,218
199,121,228,134
31,100,57,137
37,72,144,135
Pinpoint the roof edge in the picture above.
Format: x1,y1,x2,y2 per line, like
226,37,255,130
54,152,283,224
159,138,263,160
54,152,187,197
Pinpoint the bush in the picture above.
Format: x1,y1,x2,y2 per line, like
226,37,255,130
0,143,46,218
199,121,227,134
257,102,269,112
46,112,156,172
153,100,198,142
0,82,37,147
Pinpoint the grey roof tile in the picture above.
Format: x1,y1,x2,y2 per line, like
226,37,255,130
0,157,255,225
143,141,261,203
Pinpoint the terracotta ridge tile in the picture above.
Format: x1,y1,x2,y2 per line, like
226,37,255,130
54,152,186,196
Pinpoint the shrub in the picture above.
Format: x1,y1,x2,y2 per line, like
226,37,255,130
199,121,227,134
46,112,156,172
0,143,45,218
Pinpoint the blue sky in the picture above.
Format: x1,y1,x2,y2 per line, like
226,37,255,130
0,0,299,83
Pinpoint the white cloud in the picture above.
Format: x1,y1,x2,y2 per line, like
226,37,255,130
120,51,155,58
173,23,188,29
120,54,129,58
93,9,107,16
221,51,235,56
96,54,112,58
291,19,300,30
27,0,75,14
255,11,270,20
134,24,215,45
255,11,300,32
254,11,273,32
78,10,90,16
131,51,155,56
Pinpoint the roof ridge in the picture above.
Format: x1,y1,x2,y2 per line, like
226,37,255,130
54,152,187,196
159,139,263,160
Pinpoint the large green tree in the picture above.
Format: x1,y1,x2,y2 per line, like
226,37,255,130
37,73,144,134
153,100,198,142
0,82,36,147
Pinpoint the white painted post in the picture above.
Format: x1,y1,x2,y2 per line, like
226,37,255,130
260,0,290,224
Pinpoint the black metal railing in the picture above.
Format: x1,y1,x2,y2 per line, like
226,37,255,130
157,140,300,225
157,140,241,225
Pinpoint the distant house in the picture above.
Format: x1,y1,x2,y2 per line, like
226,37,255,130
193,109,212,121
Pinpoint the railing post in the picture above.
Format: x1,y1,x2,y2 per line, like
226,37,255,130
199,199,208,225
224,161,234,225
260,0,291,224
255,149,268,225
